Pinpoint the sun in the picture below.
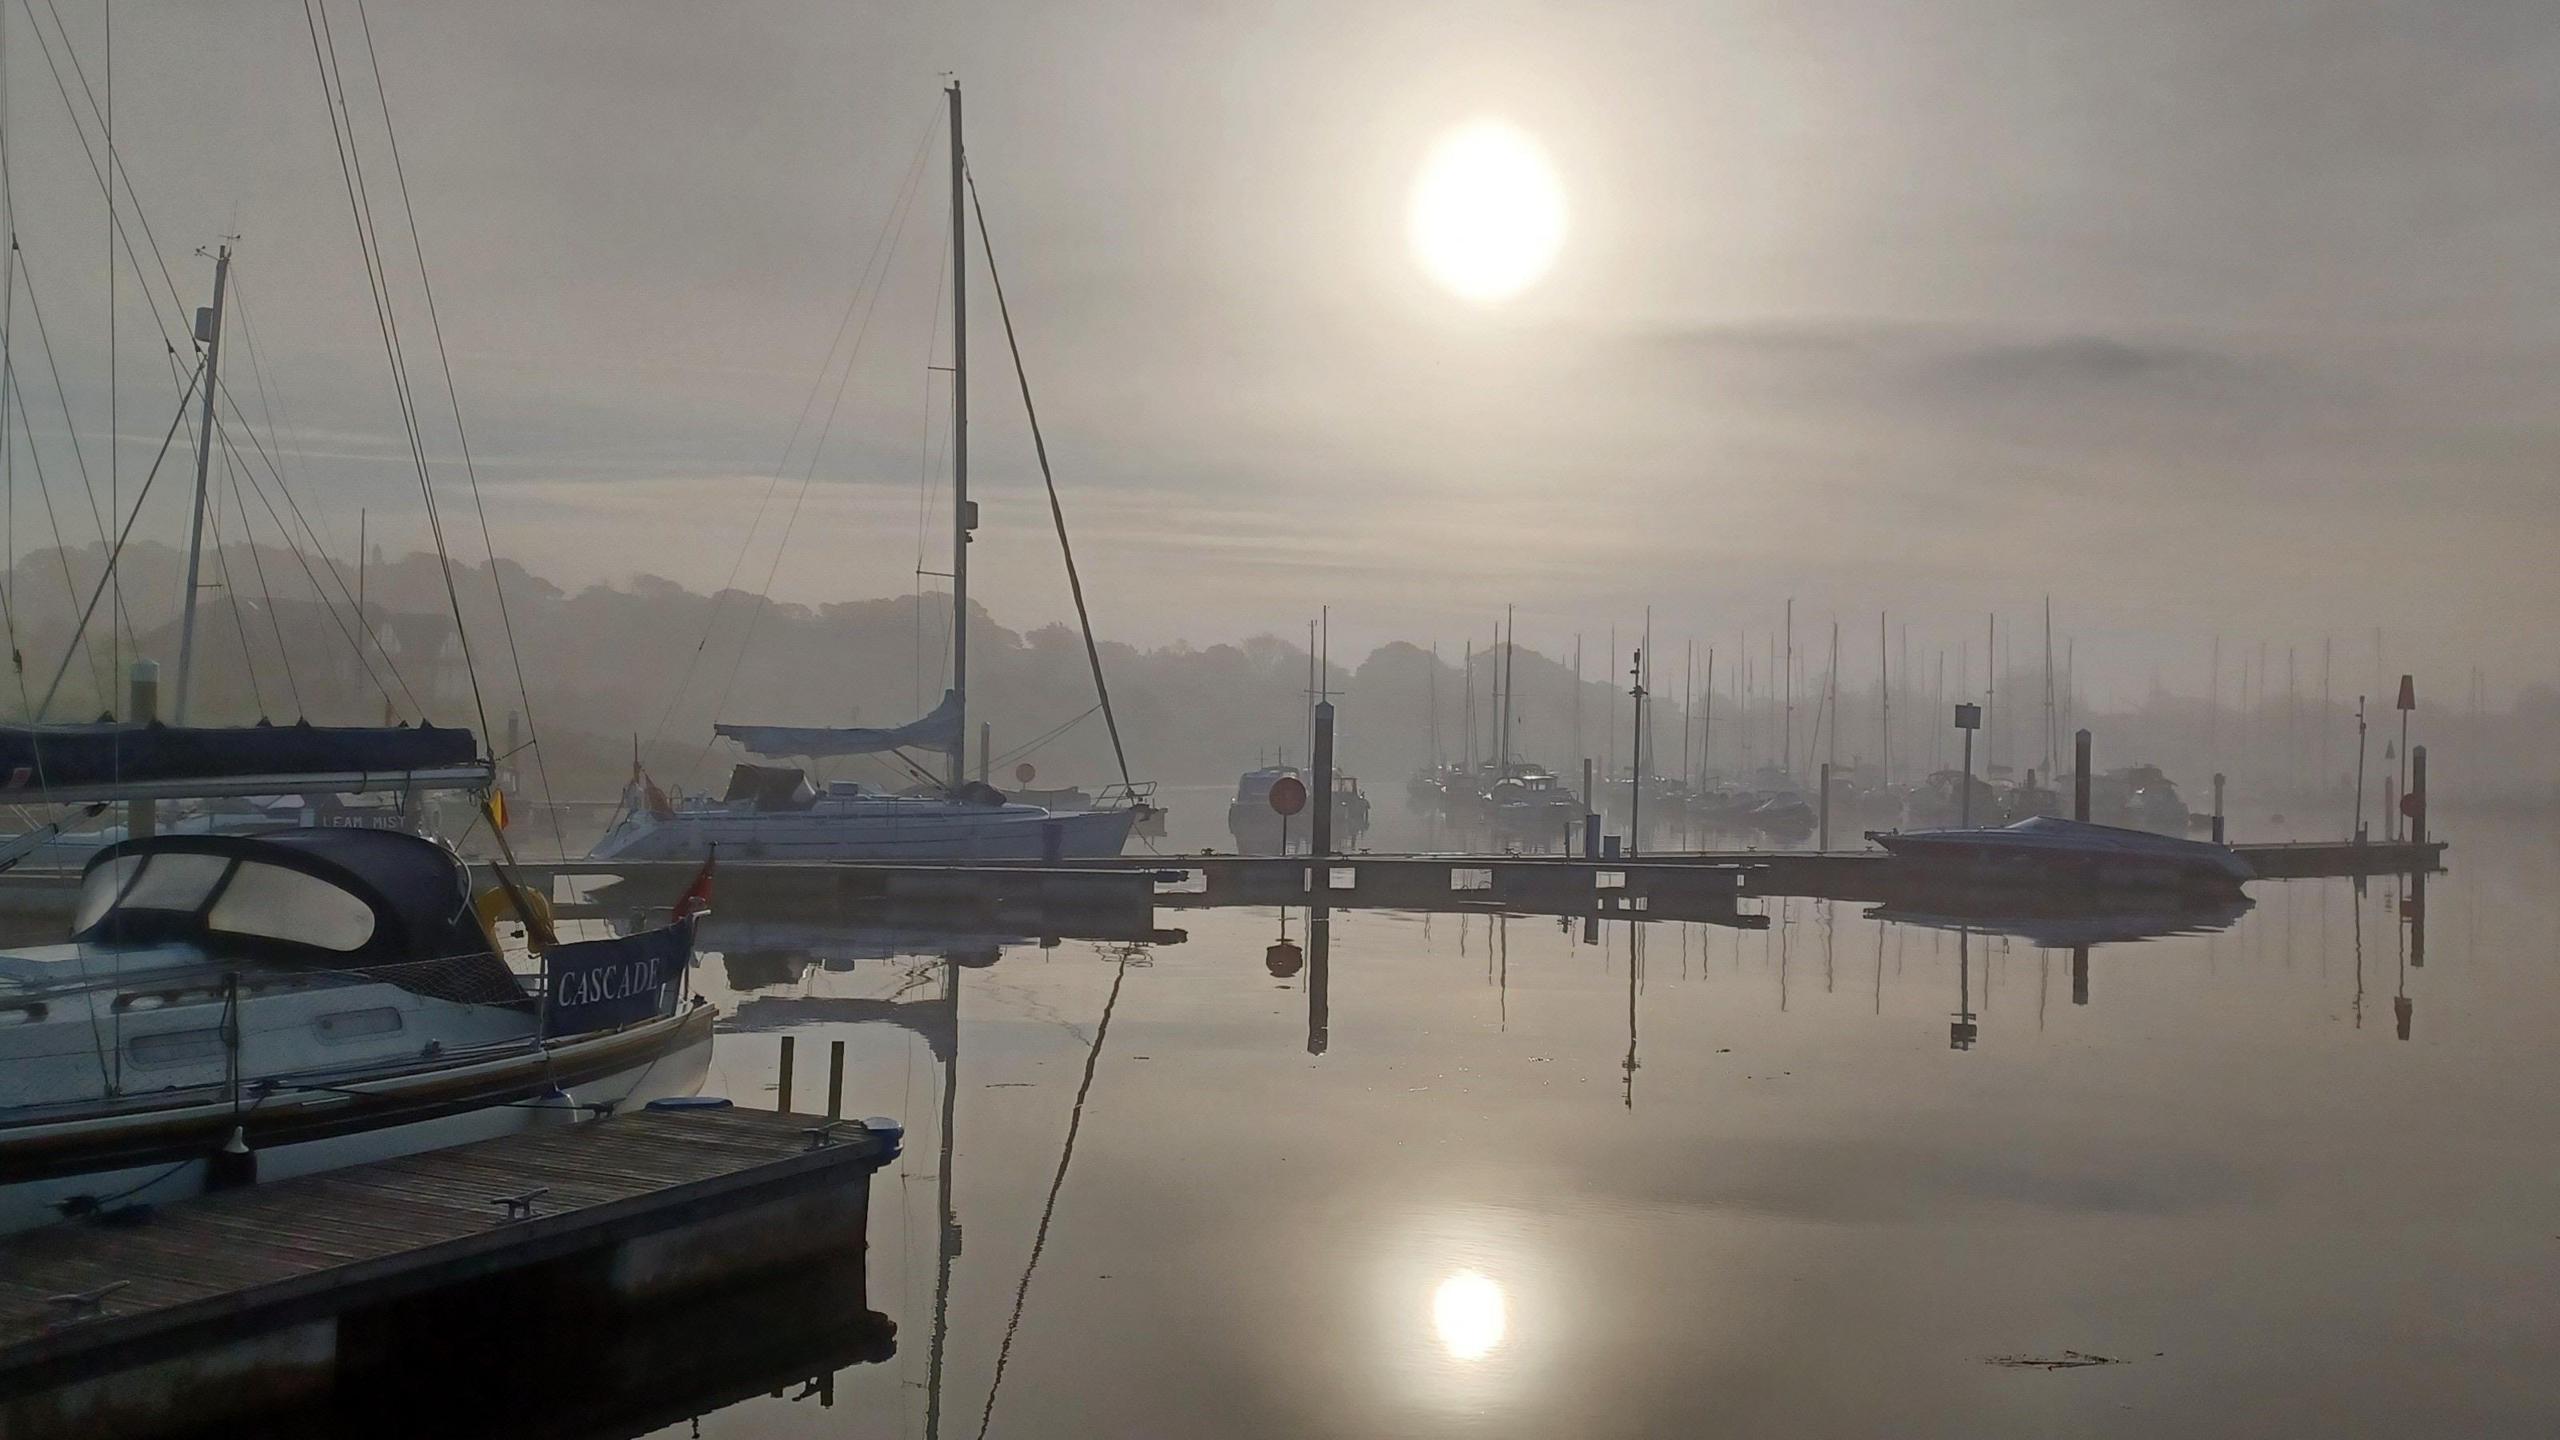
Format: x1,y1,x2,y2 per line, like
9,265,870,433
1406,119,1567,303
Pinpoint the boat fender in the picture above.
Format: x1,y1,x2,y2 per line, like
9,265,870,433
208,1125,257,1191
475,884,557,953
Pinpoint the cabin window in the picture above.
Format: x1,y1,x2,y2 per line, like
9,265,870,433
72,854,147,931
207,862,377,953
128,1025,226,1068
314,1006,403,1042
116,854,235,916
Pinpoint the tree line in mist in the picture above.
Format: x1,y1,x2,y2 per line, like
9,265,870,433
3,541,2551,812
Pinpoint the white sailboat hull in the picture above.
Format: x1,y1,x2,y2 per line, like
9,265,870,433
0,1010,714,1235
591,801,1138,862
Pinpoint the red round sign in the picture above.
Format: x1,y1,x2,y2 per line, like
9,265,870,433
1267,775,1307,816
1014,762,1038,785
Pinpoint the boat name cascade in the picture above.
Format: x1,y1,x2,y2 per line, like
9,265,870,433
545,920,696,1038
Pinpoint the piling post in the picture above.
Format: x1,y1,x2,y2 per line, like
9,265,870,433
1582,812,1600,861
1582,757,1594,816
826,1039,847,1121
1818,762,1832,851
2211,773,2226,844
1312,701,1336,865
979,722,992,784
2408,745,2427,849
2073,729,2091,821
777,1035,796,1113
127,662,160,840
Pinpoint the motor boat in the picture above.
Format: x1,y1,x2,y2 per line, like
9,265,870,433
1867,815,2253,895
0,828,714,1233
1226,765,1369,854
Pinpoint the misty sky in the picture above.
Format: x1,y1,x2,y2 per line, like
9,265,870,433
2,0,2552,708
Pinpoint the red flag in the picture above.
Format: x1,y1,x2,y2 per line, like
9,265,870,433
673,849,716,921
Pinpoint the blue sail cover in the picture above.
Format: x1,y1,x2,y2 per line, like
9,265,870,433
0,720,479,792
715,689,963,760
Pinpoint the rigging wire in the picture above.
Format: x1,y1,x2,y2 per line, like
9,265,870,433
214,383,416,713
964,168,1136,792
27,0,189,337
912,194,952,713
301,0,492,742
220,429,300,713
643,108,942,774
35,354,201,718
12,245,137,661
4,361,106,705
348,0,565,857
203,454,267,714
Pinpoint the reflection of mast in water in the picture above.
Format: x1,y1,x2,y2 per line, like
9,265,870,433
2351,882,2365,1030
1822,899,1835,994
975,949,1134,1437
2394,872,2421,1042
1623,920,1643,1109
1949,929,1979,1050
925,955,961,1440
1498,913,1509,1031
1307,900,1330,1056
1873,923,1884,1015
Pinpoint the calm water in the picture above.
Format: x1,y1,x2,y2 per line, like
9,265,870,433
476,815,2560,1436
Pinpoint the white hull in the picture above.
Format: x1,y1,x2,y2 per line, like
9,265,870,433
592,802,1138,862
0,1017,713,1235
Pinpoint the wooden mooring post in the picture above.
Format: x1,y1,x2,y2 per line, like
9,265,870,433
2073,729,2091,821
776,1035,796,1113
827,1039,847,1121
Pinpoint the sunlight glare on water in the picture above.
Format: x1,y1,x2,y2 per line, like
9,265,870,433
1431,1269,1508,1361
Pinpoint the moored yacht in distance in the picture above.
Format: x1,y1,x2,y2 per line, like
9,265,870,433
602,82,1152,866
0,828,714,1234
594,740,1139,863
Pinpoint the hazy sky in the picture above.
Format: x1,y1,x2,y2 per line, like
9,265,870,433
4,0,2553,705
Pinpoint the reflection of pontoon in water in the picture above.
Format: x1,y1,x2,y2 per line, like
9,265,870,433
0,828,713,1234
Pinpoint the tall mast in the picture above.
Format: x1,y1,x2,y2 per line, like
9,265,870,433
2042,597,2055,780
1700,648,1714,780
945,83,971,789
1878,611,1890,788
173,242,232,724
1498,605,1515,776
1782,598,1794,782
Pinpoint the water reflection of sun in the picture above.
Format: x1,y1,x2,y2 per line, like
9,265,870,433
1432,1269,1509,1360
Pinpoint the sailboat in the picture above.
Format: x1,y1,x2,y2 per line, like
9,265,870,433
0,826,712,1234
592,84,1142,865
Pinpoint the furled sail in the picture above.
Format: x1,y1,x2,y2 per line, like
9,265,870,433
715,689,962,760
0,720,479,792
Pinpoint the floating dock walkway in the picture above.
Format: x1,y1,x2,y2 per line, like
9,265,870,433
0,838,2446,927
0,1105,898,1440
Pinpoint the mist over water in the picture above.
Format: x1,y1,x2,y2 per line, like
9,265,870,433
380,810,2546,1439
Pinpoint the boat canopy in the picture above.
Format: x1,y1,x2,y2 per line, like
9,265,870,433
715,689,962,760
0,720,477,793
71,829,491,970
